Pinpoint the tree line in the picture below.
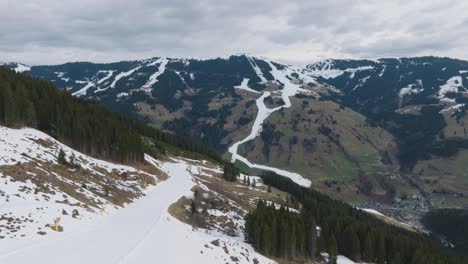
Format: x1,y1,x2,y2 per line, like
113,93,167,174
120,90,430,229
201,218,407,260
0,67,229,166
244,172,467,264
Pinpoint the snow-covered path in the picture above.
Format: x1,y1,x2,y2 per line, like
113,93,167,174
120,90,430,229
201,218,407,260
0,160,274,264
0,162,191,263
228,59,311,187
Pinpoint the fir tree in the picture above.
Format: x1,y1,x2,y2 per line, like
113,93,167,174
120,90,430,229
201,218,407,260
57,148,67,165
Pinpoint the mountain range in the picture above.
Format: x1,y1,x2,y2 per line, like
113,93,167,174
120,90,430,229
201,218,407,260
1,57,468,263
3,55,468,222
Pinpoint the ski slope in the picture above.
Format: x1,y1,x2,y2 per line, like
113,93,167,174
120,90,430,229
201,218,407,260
0,159,274,264
228,60,312,187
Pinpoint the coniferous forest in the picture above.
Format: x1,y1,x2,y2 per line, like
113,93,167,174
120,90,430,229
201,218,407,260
423,209,468,256
0,67,224,164
245,172,468,264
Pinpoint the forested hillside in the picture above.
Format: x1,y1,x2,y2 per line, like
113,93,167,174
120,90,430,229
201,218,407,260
245,172,468,264
0,67,222,164
423,209,468,256
5,55,468,232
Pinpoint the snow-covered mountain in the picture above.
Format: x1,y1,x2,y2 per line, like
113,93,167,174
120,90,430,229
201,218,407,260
0,62,31,73
4,55,468,216
1,57,466,264
305,57,468,109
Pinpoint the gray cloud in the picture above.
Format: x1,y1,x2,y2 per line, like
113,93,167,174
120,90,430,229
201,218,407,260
0,0,467,65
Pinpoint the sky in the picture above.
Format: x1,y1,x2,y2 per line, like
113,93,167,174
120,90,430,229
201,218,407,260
1,0,467,65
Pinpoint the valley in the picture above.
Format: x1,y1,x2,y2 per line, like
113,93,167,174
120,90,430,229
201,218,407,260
3,1,468,262
0,65,462,263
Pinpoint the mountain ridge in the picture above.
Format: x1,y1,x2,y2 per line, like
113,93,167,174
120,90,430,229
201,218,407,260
3,54,468,217
1,59,467,264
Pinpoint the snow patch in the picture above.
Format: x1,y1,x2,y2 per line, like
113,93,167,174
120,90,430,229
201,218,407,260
438,76,464,102
246,56,267,83
141,57,169,92
72,81,94,97
234,78,260,94
440,103,465,113
13,63,30,73
110,66,142,88
399,81,423,97
97,70,114,84
359,208,385,217
306,60,373,79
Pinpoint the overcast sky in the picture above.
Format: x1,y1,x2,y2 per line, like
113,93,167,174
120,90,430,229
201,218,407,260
1,0,467,65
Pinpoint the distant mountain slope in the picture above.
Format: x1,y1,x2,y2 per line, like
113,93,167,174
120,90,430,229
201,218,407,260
1,58,467,264
306,57,468,166
4,55,468,209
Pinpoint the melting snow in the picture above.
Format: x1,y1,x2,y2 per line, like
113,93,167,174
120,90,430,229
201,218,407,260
141,58,169,92
0,156,274,264
378,65,386,77
399,81,423,97
13,63,30,73
110,66,142,88
307,60,373,79
246,56,267,83
234,78,260,94
72,81,94,97
438,76,464,102
440,103,465,113
97,70,115,84
352,76,371,91
228,61,312,187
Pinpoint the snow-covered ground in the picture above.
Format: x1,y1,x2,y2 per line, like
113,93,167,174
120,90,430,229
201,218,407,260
0,126,162,243
110,66,143,88
228,60,312,187
438,76,465,102
234,78,260,94
337,255,359,264
97,70,115,84
72,81,94,96
0,159,274,264
0,126,274,263
140,57,168,93
399,80,423,97
246,56,267,83
306,60,374,79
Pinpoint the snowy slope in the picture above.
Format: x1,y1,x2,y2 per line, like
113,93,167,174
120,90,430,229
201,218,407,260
0,126,163,241
228,60,313,187
0,62,30,73
0,159,274,264
0,126,274,263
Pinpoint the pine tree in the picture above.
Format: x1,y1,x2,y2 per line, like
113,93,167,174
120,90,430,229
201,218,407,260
362,232,374,262
328,234,338,264
376,232,386,264
349,230,361,261
57,148,67,165
307,218,318,258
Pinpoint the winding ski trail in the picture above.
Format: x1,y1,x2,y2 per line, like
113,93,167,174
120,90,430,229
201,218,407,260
228,58,312,187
